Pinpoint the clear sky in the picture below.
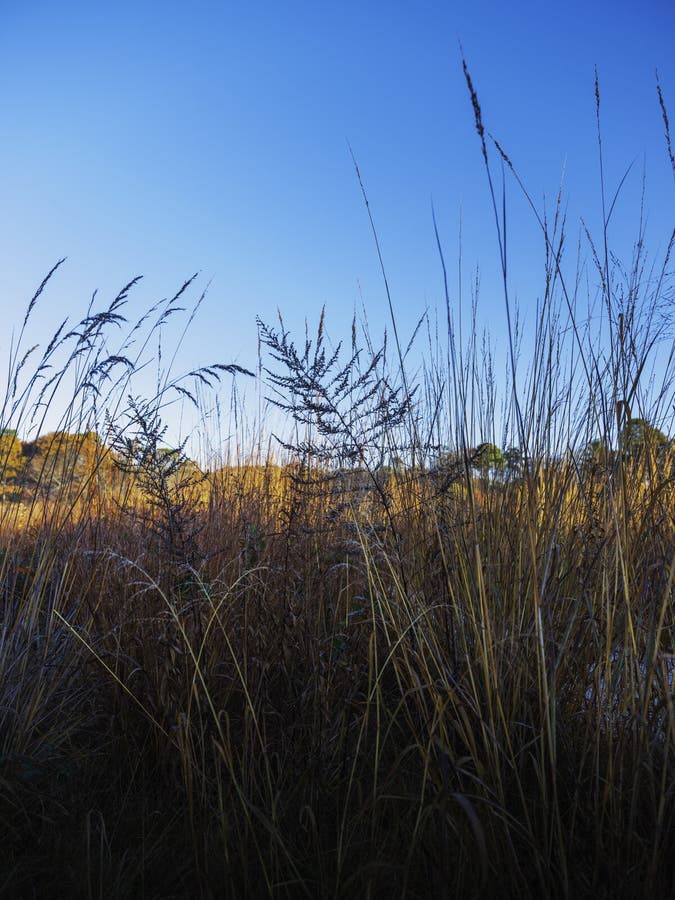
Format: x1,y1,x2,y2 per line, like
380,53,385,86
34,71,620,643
0,0,673,450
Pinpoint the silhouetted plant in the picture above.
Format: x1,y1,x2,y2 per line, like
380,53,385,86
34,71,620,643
108,398,205,569
257,308,412,469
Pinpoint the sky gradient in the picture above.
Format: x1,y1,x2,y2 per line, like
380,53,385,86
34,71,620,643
1,0,673,449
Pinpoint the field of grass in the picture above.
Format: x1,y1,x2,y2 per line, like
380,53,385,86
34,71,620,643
0,76,673,899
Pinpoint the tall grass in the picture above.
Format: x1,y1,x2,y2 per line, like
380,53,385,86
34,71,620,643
0,73,673,898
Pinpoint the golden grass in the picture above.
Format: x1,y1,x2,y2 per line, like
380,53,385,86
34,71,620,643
0,446,672,898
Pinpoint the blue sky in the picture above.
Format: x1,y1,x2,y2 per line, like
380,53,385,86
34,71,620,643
0,0,673,449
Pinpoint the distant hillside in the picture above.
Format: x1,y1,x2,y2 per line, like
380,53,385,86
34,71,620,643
0,429,204,504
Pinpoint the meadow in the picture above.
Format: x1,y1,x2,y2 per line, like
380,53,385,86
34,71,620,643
0,76,673,899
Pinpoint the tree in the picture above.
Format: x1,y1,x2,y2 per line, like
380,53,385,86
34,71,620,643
472,442,504,475
620,419,669,472
503,445,523,476
620,418,668,457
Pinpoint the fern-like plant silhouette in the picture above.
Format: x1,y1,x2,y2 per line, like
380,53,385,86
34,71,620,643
257,307,412,469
